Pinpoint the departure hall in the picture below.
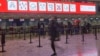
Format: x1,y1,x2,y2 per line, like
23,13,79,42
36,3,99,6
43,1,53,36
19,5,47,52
0,0,100,56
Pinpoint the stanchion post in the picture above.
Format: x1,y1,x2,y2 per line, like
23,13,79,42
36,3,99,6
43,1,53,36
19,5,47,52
23,28,26,40
23,22,27,40
15,26,17,38
12,27,13,40
81,27,84,42
29,28,32,43
65,29,68,44
18,27,21,39
94,26,97,40
37,29,42,47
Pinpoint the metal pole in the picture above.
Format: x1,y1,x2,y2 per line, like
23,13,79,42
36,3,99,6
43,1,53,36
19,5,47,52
23,28,26,40
15,26,17,38
12,22,13,40
81,27,84,42
37,29,42,47
94,26,97,40
18,27,21,39
65,29,68,44
29,28,32,43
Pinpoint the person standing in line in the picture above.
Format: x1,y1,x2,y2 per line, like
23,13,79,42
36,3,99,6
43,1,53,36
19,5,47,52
1,30,6,52
73,19,80,34
67,21,73,35
49,16,59,56
86,22,91,33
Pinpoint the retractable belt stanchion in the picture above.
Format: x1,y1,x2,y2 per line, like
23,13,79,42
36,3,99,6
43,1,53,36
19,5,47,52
65,28,68,44
18,27,21,39
37,29,42,47
23,27,26,40
23,22,27,40
81,26,84,42
37,19,44,47
94,26,98,40
15,25,17,38
10,27,14,40
29,27,32,43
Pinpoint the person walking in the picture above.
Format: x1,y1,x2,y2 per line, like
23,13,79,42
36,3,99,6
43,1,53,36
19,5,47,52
49,16,59,56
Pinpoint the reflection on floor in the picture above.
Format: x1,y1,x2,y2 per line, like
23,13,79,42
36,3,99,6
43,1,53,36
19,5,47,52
0,33,99,56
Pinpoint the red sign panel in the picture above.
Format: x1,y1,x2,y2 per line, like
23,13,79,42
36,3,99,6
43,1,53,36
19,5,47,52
0,0,96,14
0,0,7,12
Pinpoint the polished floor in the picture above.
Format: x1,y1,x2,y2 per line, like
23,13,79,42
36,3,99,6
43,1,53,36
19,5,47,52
0,33,100,56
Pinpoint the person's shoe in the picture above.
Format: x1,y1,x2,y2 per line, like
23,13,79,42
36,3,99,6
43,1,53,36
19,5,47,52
51,53,57,56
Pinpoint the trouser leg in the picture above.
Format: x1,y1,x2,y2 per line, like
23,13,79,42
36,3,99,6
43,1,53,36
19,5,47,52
51,40,56,53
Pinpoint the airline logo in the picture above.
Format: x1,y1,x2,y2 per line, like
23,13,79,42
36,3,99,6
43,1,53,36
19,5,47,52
8,1,17,10
55,3,62,12
39,2,46,11
29,2,38,11
19,1,28,11
63,3,69,12
70,4,76,12
47,3,54,11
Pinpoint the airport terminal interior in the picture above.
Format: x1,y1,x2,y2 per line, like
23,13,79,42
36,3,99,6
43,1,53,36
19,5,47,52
0,0,100,56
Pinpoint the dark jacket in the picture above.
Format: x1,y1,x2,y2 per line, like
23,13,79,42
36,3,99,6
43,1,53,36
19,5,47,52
49,20,59,40
1,32,5,44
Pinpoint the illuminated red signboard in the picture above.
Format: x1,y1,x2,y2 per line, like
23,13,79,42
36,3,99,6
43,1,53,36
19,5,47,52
0,0,7,12
0,0,96,14
79,3,96,14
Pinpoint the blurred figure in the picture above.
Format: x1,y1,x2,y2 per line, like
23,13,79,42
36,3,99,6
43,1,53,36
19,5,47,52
59,22,64,35
49,16,59,56
86,22,91,33
82,21,87,33
37,21,45,36
67,21,73,35
73,19,80,34
1,30,6,52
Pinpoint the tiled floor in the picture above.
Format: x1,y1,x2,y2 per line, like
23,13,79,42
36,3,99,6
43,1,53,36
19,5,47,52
0,33,100,56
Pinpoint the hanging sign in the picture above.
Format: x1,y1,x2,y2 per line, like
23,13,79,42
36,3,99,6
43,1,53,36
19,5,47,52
47,2,54,11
